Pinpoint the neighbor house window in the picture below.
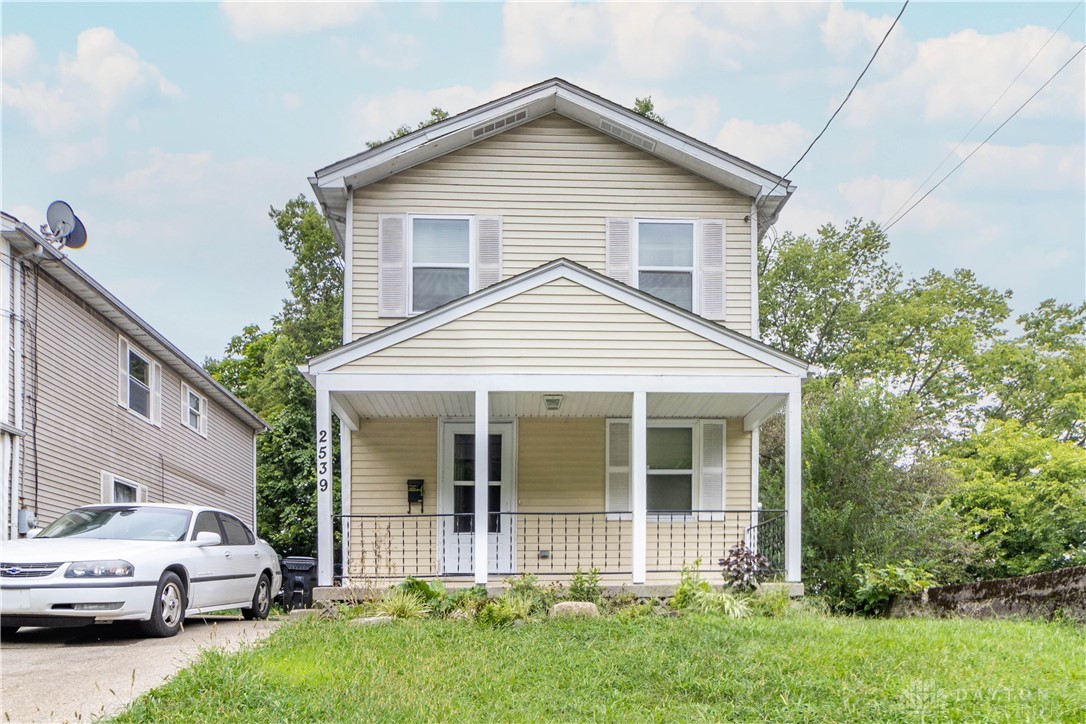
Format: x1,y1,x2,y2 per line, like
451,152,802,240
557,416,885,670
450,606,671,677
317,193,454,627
410,216,472,313
647,425,694,513
118,337,161,425
101,472,146,504
637,220,695,311
181,383,207,437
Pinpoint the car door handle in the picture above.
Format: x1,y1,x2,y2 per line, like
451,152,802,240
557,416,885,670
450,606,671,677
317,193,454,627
224,551,232,559
253,552,260,558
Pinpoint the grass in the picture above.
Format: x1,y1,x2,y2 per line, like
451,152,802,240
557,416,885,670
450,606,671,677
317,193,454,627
114,615,1084,722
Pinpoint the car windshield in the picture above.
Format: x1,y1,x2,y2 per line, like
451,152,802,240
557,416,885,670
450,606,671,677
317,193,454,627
36,507,192,542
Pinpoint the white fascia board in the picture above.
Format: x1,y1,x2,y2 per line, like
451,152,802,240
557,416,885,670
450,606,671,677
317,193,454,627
307,260,809,377
317,373,802,396
743,395,786,431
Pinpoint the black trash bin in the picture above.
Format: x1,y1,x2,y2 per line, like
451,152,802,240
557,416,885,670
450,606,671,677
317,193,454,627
281,556,318,610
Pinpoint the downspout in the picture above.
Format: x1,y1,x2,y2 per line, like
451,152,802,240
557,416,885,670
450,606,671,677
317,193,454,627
11,257,25,535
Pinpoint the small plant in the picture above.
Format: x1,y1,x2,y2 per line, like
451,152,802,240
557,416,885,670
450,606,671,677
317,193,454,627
374,589,431,619
669,560,712,610
505,574,561,616
568,567,602,603
477,595,532,628
614,601,655,622
746,590,790,619
689,589,750,618
446,585,489,617
853,561,936,616
718,541,771,591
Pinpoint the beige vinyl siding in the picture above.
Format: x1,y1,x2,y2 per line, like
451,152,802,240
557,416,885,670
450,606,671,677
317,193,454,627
337,279,778,375
19,271,257,528
350,114,754,340
346,416,753,581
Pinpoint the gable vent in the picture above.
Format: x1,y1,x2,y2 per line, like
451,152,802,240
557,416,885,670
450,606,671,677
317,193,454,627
599,119,657,153
472,109,528,139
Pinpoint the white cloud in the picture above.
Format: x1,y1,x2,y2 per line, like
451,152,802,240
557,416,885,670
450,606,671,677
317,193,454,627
2,27,180,135
103,148,215,197
219,1,375,41
847,25,1085,126
837,175,967,231
714,119,810,170
45,136,107,173
358,33,423,71
820,0,912,66
1,33,37,78
953,142,1085,191
282,91,301,110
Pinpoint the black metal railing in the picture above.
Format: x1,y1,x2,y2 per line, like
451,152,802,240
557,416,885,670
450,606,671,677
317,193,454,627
335,508,786,581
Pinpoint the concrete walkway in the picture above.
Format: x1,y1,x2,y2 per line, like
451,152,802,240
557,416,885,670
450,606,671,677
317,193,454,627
0,615,281,722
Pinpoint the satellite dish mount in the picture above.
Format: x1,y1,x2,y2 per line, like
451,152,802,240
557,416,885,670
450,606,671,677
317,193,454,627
41,200,88,250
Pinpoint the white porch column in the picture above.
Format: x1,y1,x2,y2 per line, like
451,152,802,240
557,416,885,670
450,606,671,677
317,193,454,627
315,388,334,586
631,390,647,584
339,424,352,584
784,390,802,583
473,389,489,585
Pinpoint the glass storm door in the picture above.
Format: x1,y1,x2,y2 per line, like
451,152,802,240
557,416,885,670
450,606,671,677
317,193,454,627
440,422,515,575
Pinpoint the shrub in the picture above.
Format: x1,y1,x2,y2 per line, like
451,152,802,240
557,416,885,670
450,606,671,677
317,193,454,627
374,589,431,619
853,561,936,616
669,560,712,610
745,590,790,619
615,601,655,622
568,567,602,603
719,541,772,591
477,595,532,628
446,585,489,617
689,589,750,618
505,574,561,616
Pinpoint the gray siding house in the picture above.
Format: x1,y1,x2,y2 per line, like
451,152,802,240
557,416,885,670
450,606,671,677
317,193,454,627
0,212,266,539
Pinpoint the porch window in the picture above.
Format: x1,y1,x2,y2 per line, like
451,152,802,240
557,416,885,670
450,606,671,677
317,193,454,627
410,216,471,313
451,433,502,533
647,426,694,512
637,220,695,311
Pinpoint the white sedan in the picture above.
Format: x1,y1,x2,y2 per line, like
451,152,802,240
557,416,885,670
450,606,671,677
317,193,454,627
0,504,282,638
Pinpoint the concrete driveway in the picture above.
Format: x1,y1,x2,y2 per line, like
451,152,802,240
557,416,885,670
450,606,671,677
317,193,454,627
0,615,281,722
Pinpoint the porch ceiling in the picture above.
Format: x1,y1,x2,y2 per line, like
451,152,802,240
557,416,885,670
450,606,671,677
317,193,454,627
334,391,781,420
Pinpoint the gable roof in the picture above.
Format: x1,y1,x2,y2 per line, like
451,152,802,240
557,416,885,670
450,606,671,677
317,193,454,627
1,212,266,432
310,78,796,250
305,258,810,378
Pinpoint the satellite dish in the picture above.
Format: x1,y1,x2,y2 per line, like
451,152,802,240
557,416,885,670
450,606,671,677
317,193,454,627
46,200,76,239
64,216,87,249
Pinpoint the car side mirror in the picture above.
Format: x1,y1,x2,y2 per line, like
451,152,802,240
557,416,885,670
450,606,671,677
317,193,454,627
26,527,42,539
192,531,221,547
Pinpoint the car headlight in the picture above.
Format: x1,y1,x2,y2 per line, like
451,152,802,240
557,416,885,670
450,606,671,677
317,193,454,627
64,560,135,578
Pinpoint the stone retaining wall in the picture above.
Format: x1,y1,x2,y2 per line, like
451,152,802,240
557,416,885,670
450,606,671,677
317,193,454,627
891,566,1086,622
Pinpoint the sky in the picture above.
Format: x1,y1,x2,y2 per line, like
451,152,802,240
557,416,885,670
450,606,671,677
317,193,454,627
2,1,1084,363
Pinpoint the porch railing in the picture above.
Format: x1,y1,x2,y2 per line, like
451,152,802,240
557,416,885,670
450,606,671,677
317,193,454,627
336,509,785,582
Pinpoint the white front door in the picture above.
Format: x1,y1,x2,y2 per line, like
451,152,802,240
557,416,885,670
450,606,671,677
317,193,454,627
440,422,515,575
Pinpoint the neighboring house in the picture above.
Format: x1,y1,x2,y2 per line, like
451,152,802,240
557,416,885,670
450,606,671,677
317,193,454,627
303,79,808,589
0,212,266,539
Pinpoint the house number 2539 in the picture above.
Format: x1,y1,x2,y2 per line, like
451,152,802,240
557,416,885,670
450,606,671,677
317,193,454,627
317,429,330,492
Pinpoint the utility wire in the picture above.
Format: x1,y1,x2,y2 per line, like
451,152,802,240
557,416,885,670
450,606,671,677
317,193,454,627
884,43,1086,232
882,1,1084,229
757,0,909,213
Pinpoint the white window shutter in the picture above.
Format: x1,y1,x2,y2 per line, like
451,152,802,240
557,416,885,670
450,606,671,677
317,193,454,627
606,419,632,513
605,218,633,286
699,421,726,520
100,472,113,503
474,216,502,290
699,220,726,320
137,484,149,503
117,337,129,407
378,214,407,317
150,362,162,427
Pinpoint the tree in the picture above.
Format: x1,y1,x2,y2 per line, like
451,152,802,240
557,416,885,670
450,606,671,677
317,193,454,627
632,96,666,125
205,196,343,556
366,107,450,149
946,420,1086,578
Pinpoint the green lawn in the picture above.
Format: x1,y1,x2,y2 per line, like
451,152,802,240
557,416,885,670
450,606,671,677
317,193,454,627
115,615,1083,722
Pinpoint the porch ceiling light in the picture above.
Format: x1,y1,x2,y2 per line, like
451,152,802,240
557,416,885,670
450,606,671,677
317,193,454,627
542,394,564,411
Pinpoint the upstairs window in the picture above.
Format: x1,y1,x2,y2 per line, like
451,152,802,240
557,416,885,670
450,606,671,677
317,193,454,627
181,383,208,437
118,336,161,425
410,216,471,313
637,220,695,312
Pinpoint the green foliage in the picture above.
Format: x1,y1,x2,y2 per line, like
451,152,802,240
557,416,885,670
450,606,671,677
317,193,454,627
366,107,450,149
567,567,602,603
205,196,343,557
374,589,431,619
745,590,790,619
688,589,750,618
669,560,713,610
505,574,561,615
614,600,655,622
946,420,1086,578
477,595,532,628
853,561,936,616
631,96,666,124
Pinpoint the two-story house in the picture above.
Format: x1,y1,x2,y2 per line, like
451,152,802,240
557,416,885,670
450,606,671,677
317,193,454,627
303,79,808,590
1,212,266,539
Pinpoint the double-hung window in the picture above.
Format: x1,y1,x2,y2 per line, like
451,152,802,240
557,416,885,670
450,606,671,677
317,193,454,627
181,383,207,437
637,220,695,312
118,336,161,425
410,216,472,314
647,424,695,513
100,472,147,503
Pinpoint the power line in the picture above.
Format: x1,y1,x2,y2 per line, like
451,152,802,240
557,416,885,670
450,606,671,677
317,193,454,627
882,1,1084,229
884,43,1086,232
757,0,910,214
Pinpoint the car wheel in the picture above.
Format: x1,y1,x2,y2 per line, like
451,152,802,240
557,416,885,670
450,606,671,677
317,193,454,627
242,573,272,621
140,571,186,638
